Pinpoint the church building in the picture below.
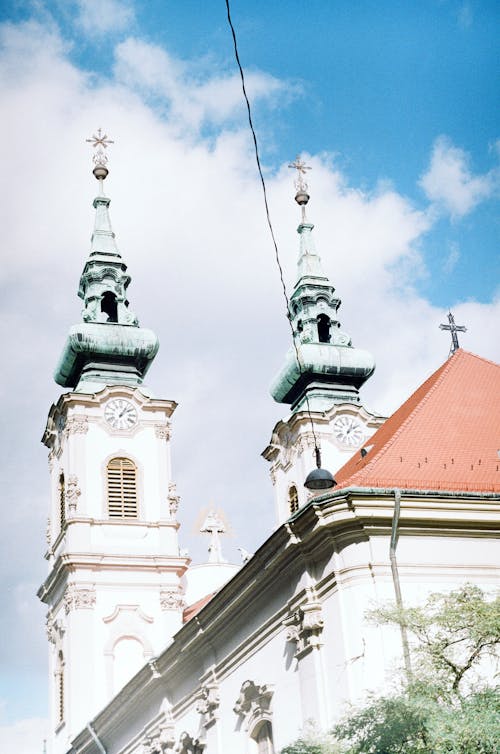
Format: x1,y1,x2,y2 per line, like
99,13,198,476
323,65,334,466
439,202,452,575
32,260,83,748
38,137,500,754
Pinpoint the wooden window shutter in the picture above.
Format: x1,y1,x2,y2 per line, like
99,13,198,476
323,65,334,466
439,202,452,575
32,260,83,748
107,458,138,519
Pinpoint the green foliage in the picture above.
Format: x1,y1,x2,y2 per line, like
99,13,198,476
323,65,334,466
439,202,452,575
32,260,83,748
333,692,432,754
368,584,500,695
333,687,500,754
427,688,500,754
332,586,500,754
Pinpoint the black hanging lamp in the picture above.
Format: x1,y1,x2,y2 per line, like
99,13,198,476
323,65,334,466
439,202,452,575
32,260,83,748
304,447,336,491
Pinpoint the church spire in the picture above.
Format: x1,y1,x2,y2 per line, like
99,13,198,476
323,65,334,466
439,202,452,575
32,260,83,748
288,156,329,284
86,129,120,258
270,158,375,412
54,130,159,391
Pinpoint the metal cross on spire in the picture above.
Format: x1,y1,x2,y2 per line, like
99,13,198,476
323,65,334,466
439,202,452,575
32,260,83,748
439,311,467,356
289,155,312,222
86,128,114,185
288,155,311,193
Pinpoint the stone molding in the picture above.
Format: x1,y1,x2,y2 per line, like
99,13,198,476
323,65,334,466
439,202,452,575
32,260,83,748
233,680,274,731
160,588,186,611
195,682,220,728
283,587,324,658
155,422,172,441
102,604,154,625
64,416,89,436
64,585,96,614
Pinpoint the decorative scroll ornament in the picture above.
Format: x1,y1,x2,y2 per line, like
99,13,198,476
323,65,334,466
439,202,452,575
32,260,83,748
66,475,81,515
64,416,89,436
64,585,96,614
283,587,324,658
143,726,176,754
176,732,205,754
160,588,186,611
168,482,180,518
46,517,52,547
45,609,65,644
155,422,172,440
233,680,274,731
196,682,220,728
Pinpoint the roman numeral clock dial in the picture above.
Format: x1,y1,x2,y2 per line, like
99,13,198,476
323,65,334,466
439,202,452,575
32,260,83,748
104,399,138,430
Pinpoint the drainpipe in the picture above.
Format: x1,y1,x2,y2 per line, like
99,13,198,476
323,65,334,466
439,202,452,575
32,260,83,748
87,723,107,754
389,489,412,679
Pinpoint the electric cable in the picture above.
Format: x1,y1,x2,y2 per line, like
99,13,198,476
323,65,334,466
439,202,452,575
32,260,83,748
224,0,322,465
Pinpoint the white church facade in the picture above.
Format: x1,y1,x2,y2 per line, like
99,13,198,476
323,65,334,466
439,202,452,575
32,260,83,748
38,138,500,754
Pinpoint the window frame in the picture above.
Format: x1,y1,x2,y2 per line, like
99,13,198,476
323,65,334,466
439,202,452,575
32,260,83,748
106,456,139,520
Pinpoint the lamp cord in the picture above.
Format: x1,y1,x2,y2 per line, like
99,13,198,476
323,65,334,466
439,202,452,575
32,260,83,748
224,0,321,464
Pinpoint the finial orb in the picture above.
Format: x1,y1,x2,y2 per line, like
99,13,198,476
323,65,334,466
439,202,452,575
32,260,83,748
295,190,310,206
93,165,108,181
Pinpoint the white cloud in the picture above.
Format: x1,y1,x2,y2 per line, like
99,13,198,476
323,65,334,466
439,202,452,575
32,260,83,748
419,136,496,218
75,0,135,35
0,716,48,754
113,37,295,131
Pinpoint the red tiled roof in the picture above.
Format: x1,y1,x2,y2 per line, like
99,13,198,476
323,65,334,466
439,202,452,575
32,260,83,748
182,592,216,623
334,350,500,493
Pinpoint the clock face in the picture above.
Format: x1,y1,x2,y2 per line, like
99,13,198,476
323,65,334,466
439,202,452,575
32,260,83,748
333,415,364,448
104,399,138,430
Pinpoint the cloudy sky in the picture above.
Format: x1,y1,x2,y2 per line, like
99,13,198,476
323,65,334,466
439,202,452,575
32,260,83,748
0,0,498,750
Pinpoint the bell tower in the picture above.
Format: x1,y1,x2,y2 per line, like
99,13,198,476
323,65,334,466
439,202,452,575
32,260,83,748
263,158,385,524
38,132,189,753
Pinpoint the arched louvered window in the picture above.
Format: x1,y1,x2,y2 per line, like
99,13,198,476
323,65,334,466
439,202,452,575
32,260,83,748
107,458,138,519
289,485,299,515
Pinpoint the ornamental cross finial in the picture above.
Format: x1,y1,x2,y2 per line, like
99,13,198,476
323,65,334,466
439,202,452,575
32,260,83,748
439,310,467,356
200,508,228,564
86,127,114,172
288,155,312,193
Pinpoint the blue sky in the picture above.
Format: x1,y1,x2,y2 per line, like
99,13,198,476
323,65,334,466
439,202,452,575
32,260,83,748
0,0,498,750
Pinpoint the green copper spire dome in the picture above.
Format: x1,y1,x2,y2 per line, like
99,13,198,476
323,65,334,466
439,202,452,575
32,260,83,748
54,131,159,392
270,159,375,412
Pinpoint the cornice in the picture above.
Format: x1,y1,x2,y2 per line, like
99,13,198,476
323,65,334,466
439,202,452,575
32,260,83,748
38,551,190,603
